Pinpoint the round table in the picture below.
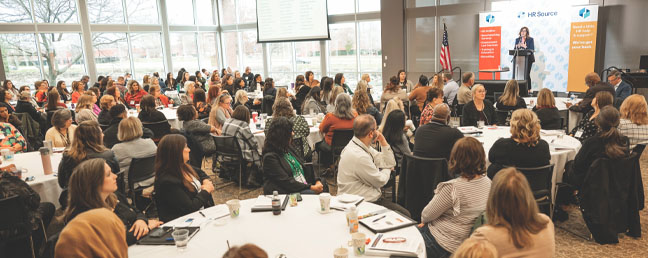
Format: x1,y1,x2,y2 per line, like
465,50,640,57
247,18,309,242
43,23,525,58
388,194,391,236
461,126,581,203
4,151,64,208
128,195,425,258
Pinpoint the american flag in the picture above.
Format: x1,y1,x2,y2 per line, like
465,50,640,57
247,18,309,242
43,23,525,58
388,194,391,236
440,23,452,71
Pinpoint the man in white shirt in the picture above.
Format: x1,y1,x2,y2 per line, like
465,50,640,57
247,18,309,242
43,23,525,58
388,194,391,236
337,114,411,217
443,71,460,106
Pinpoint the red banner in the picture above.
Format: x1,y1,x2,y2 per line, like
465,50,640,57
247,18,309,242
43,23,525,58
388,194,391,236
479,27,501,80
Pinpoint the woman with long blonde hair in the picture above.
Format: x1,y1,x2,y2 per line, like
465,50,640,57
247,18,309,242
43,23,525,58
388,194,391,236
75,94,98,123
470,167,554,257
487,109,550,178
496,79,526,111
618,94,648,149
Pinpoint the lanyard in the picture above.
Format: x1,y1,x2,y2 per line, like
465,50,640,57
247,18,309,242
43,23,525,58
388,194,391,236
352,140,374,164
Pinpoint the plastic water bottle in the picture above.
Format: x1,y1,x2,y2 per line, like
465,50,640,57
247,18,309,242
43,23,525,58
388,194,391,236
272,191,281,215
347,206,359,233
570,93,575,101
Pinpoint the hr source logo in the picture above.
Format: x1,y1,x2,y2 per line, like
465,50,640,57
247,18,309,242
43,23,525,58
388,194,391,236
517,11,526,19
486,14,495,24
579,8,590,19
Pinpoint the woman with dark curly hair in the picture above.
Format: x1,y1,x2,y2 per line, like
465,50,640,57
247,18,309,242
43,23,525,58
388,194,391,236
262,116,327,195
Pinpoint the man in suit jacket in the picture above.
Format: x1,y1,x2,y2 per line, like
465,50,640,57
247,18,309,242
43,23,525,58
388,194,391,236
413,104,463,160
608,70,632,104
568,73,615,114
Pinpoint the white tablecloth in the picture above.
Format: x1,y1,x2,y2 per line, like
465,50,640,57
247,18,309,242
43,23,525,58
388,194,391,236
465,126,581,203
128,195,425,258
131,108,181,129
5,152,64,208
249,116,323,151
523,97,583,131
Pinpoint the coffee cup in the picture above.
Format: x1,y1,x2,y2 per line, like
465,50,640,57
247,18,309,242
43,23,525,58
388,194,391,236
319,193,331,213
226,199,240,218
333,247,348,258
347,232,366,256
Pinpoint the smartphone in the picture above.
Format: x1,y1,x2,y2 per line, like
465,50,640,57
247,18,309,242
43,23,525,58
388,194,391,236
148,228,166,238
185,218,194,223
296,193,303,202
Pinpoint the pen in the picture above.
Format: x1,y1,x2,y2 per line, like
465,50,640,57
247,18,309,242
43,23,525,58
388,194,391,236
199,211,206,217
372,215,386,223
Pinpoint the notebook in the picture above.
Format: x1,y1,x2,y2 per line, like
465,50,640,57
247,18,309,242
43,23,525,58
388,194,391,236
251,194,289,212
359,210,417,233
137,226,201,245
365,233,421,257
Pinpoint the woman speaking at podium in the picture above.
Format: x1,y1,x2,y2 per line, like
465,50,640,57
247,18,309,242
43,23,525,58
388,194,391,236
515,27,535,90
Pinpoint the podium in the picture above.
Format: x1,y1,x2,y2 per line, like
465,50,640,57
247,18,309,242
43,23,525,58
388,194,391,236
509,49,533,81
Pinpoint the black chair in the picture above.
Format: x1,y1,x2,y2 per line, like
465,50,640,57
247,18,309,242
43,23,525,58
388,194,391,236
326,129,354,183
0,195,41,258
142,120,171,143
632,144,645,156
493,92,503,104
513,164,554,218
262,95,275,116
182,131,205,168
397,153,449,222
126,156,156,211
455,104,464,117
494,109,511,126
99,123,110,131
213,135,254,198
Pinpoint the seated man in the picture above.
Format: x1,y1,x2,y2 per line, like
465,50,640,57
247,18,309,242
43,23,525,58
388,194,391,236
413,104,463,159
567,73,614,113
337,114,411,217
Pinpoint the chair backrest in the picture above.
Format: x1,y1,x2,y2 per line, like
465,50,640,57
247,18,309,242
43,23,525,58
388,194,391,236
142,120,171,141
181,130,205,167
262,95,275,116
514,164,554,194
127,155,157,191
398,153,449,222
331,129,354,155
493,92,503,104
455,104,464,117
633,144,646,156
0,195,32,239
213,135,243,160
494,109,511,126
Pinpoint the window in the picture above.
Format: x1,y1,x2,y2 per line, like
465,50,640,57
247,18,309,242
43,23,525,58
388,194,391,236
196,0,214,25
198,32,219,69
87,0,125,24
237,0,257,24
169,33,199,72
92,33,131,77
126,0,160,24
38,33,86,83
221,31,240,70
219,0,236,25
33,0,79,23
328,23,357,75
295,41,321,78
0,0,33,23
269,42,294,86
240,30,263,75
358,0,380,12
358,20,382,91
166,0,195,25
130,33,165,79
0,33,42,87
328,0,355,15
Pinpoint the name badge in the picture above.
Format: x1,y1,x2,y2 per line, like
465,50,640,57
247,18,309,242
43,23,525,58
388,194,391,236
130,101,135,105
574,130,584,138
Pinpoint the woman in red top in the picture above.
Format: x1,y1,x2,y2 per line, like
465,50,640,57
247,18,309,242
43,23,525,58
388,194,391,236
35,81,48,103
149,85,172,107
317,93,356,168
70,81,84,103
124,80,147,108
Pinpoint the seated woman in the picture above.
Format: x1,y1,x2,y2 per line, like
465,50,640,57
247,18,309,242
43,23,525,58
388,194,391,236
0,122,26,153
111,117,157,192
353,86,382,125
221,106,262,186
70,81,84,104
0,106,21,129
264,98,312,160
618,94,648,150
154,134,214,222
57,120,120,207
380,76,408,111
495,79,527,111
564,106,630,190
0,88,15,114
462,84,497,126
75,95,98,123
381,110,412,169
469,167,555,257
84,89,101,115
263,116,327,195
294,75,310,113
419,87,445,126
63,158,163,246
178,104,217,155
179,81,196,105
98,95,116,126
208,93,233,135
45,90,67,113
148,85,172,107
56,208,128,257
263,78,277,98
233,90,261,112
45,109,76,148
192,89,211,119
325,85,344,113
317,94,356,168
569,91,613,142
487,109,550,178
124,80,147,109
301,86,326,115
532,88,561,130
138,95,171,141
418,137,491,257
